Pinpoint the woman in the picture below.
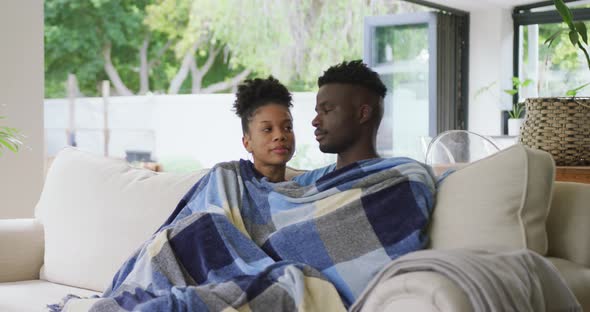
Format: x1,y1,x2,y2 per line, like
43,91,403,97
49,77,345,312
141,76,296,230
234,76,295,182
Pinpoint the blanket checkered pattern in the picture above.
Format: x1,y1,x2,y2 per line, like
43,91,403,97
50,158,436,311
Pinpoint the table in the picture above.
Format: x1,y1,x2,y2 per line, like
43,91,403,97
555,166,590,184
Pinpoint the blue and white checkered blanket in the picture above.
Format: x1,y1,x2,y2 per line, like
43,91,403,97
52,157,436,311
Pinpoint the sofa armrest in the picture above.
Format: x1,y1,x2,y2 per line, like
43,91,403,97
356,271,471,312
0,218,44,282
547,182,590,268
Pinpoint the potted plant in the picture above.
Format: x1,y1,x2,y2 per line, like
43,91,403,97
504,77,532,136
546,0,590,70
518,0,590,166
0,116,23,156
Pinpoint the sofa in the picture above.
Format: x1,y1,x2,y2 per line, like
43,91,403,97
0,144,588,311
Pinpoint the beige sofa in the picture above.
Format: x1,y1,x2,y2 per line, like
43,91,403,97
0,145,588,311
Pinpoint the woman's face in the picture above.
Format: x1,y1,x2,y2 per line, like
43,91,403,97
243,103,295,168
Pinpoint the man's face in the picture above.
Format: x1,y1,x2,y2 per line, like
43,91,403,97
312,84,360,154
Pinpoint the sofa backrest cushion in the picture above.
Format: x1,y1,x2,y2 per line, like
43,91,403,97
35,148,209,292
428,144,555,254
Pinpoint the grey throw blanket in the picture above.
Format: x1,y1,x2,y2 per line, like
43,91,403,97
350,249,581,312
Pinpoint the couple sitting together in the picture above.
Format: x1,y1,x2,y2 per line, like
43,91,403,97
51,61,437,311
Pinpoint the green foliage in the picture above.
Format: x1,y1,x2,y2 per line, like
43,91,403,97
44,0,151,97
543,0,590,96
45,0,258,97
0,116,24,156
508,102,525,119
474,78,532,119
526,23,579,72
473,81,497,100
45,0,421,97
503,77,533,96
504,77,532,119
566,81,590,96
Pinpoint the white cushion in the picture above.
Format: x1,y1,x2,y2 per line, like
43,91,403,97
0,279,100,312
429,144,555,254
35,148,208,292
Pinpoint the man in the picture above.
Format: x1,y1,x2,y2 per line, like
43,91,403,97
293,60,387,185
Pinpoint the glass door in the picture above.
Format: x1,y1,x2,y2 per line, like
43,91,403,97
364,13,437,161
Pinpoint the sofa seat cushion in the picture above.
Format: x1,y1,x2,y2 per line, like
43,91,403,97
0,280,100,312
548,257,590,311
547,182,590,267
35,148,209,292
428,144,555,254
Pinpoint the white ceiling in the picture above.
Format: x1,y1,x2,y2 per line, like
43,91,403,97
427,0,545,11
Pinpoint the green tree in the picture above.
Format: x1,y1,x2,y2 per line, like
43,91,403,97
45,0,154,97
144,0,252,94
45,0,426,97
146,0,425,90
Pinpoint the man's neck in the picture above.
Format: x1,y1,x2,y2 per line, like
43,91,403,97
335,147,379,169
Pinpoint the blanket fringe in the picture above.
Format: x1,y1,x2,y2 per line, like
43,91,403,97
47,294,82,312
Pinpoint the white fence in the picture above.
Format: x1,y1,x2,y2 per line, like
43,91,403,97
44,93,335,171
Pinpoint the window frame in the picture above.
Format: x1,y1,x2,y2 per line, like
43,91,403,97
512,1,590,95
509,1,590,133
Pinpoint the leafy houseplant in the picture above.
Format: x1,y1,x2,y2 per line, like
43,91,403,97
544,0,590,96
517,0,590,165
547,0,590,71
504,77,533,119
0,116,23,156
472,77,532,135
504,77,533,136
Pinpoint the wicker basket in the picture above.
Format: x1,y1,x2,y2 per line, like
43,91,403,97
519,97,590,166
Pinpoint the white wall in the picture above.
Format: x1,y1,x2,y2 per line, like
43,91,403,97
427,1,517,135
44,93,336,170
466,8,515,135
0,1,44,218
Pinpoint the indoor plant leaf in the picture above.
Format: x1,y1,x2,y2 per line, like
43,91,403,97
0,137,18,153
577,43,590,70
575,21,588,45
569,30,579,46
554,0,575,29
0,115,23,155
544,29,566,48
566,82,590,97
521,78,533,87
504,89,517,96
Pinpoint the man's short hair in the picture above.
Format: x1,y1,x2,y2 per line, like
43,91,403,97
318,60,387,98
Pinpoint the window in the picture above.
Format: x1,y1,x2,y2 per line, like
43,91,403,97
364,5,469,161
514,1,590,98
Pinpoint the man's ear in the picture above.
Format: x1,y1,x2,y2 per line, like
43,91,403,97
359,104,373,124
242,135,252,153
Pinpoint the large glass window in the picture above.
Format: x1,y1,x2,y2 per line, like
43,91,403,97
44,0,461,172
514,1,590,98
365,9,469,161
366,17,432,160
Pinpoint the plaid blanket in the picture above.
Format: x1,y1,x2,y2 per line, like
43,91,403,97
51,158,436,311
